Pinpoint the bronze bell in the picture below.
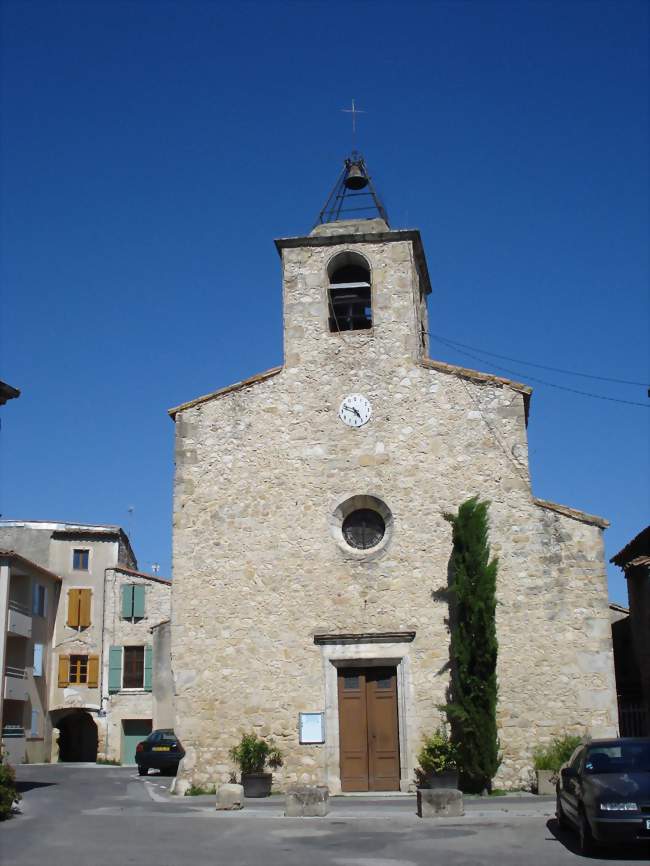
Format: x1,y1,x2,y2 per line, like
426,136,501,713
344,162,368,190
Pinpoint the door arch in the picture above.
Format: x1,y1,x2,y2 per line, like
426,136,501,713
54,710,98,762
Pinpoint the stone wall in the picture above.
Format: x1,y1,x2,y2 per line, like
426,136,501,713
170,222,617,791
152,620,174,730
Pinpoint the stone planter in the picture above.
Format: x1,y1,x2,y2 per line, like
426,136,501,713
421,769,459,790
241,772,272,798
417,787,464,818
536,770,556,795
284,785,330,817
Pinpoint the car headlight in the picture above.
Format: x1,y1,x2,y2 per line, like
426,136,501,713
599,802,638,812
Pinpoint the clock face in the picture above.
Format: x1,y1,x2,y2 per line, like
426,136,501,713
339,394,372,428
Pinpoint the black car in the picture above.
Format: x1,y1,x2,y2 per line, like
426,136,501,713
136,729,185,776
556,737,650,854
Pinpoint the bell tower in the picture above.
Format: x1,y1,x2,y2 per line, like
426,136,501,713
275,154,432,371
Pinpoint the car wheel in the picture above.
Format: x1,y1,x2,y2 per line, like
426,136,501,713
138,765,148,776
578,809,597,857
556,794,570,830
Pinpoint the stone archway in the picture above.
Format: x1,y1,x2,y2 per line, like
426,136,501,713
53,710,98,762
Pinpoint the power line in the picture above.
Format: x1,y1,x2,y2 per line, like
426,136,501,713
428,333,650,408
427,331,649,387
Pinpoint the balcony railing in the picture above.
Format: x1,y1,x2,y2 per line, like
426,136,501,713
4,666,28,701
8,599,30,615
1,724,25,738
1,725,26,764
7,601,32,638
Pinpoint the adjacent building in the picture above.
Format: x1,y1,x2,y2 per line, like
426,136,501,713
611,527,650,735
0,520,171,764
0,551,61,764
168,156,618,793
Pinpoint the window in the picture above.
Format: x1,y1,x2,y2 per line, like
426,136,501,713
57,654,99,688
327,252,372,332
121,584,145,620
69,655,88,684
73,549,89,571
342,509,385,549
32,583,47,617
123,646,145,689
67,588,92,629
108,645,152,693
30,709,40,738
331,494,393,555
33,643,44,677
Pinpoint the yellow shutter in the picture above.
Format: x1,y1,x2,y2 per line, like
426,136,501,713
79,589,92,628
58,656,69,687
67,589,80,628
87,655,99,688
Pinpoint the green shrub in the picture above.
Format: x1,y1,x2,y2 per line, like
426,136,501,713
533,735,583,772
185,784,216,796
416,728,458,776
442,496,500,793
229,732,283,775
0,761,21,820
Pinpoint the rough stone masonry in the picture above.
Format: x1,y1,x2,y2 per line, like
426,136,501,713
168,215,617,793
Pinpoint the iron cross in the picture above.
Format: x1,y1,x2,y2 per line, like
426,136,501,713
342,99,365,146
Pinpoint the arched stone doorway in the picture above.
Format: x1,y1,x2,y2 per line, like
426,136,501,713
53,710,98,762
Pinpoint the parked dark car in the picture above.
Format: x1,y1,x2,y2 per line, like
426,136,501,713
136,729,185,776
556,737,650,854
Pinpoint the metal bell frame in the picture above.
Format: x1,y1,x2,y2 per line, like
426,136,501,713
316,152,389,227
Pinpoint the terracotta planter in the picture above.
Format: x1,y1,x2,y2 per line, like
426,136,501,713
241,772,272,798
422,769,459,789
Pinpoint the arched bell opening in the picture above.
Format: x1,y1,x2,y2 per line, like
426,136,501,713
327,251,372,333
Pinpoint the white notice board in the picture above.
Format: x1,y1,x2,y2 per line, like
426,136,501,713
299,712,325,744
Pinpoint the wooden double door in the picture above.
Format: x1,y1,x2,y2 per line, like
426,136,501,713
337,666,400,791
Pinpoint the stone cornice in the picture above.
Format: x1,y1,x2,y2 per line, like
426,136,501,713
168,366,283,419
275,229,432,296
533,497,609,529
313,631,416,645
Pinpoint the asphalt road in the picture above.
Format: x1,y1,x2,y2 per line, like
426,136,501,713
2,765,648,866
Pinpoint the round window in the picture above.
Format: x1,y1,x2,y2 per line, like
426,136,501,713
342,509,386,550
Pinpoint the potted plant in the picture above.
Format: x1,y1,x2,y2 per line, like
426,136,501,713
532,734,583,795
229,732,283,798
415,728,459,789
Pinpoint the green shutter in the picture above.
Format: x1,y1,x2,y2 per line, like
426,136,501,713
133,585,145,619
108,646,123,693
121,585,133,619
143,645,153,692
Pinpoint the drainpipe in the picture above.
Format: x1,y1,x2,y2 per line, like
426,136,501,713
98,566,113,758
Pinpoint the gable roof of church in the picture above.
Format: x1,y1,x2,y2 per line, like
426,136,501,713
167,359,533,421
533,497,609,529
168,366,283,419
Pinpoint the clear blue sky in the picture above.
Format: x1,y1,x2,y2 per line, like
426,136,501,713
1,0,647,603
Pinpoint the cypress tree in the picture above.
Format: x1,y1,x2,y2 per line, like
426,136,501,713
443,496,500,793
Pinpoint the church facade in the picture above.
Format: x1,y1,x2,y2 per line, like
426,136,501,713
169,163,617,792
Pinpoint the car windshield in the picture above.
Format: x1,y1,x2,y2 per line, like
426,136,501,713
584,743,650,774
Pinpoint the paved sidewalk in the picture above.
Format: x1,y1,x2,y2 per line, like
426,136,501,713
141,774,556,820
